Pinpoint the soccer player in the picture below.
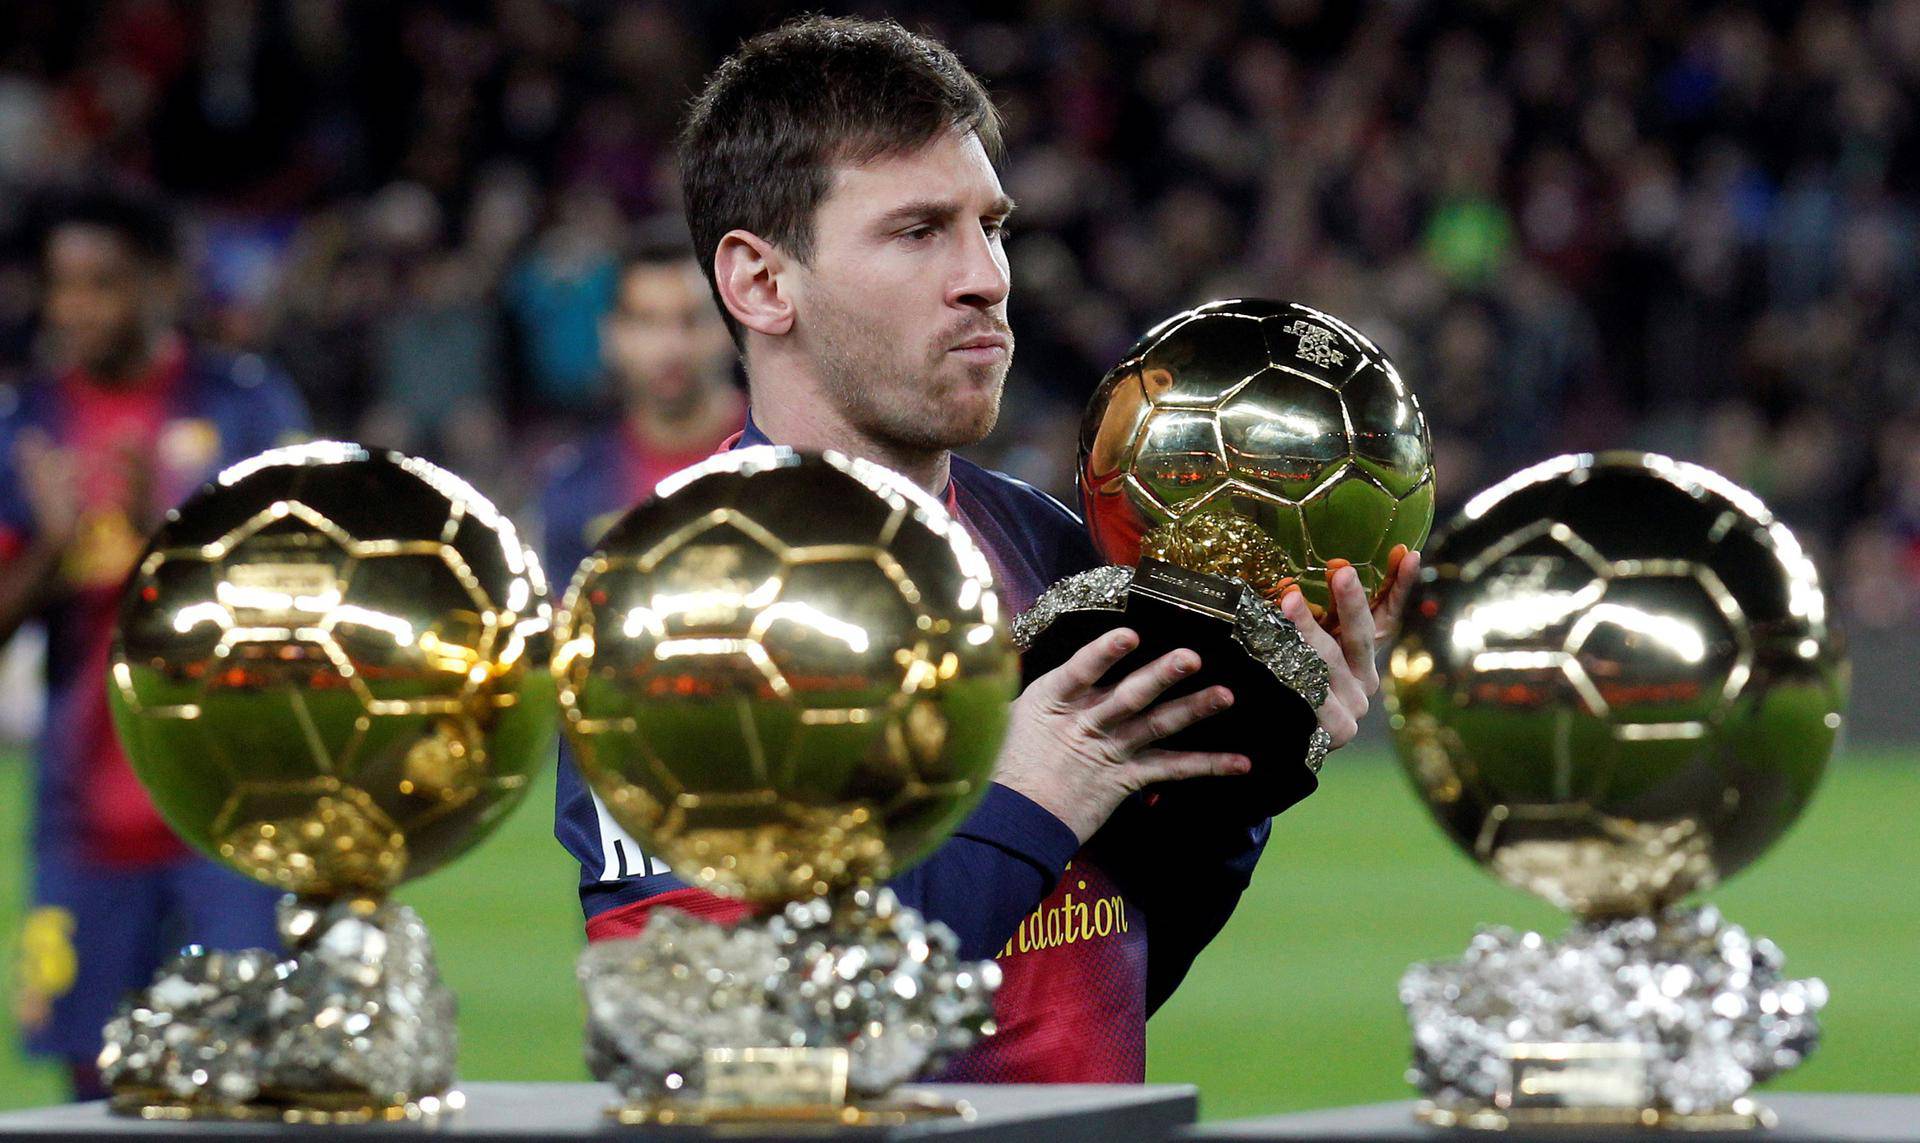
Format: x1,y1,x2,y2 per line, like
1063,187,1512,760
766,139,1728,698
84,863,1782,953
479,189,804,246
541,227,746,591
0,189,309,1099
555,17,1416,1082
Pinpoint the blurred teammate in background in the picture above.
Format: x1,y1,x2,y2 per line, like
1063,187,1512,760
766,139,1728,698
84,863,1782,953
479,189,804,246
0,188,309,1099
539,222,746,588
542,223,744,906
557,17,1412,1084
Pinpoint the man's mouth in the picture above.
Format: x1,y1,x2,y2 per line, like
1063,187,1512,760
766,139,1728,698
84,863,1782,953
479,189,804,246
949,332,1011,363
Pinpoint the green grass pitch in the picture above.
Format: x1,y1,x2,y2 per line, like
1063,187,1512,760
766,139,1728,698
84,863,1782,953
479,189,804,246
1,745,1914,1118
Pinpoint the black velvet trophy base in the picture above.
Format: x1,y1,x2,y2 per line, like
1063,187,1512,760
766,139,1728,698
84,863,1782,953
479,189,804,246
1013,560,1332,824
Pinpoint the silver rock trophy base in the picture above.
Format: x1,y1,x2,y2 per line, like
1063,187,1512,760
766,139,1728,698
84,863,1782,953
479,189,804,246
99,896,459,1122
580,887,996,1123
1402,906,1821,1130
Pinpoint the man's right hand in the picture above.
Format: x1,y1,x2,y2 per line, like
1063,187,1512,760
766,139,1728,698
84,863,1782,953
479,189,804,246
991,626,1247,843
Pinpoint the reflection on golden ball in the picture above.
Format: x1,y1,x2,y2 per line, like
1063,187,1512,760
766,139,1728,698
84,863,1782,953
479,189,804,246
109,443,556,897
1386,453,1848,917
552,447,1017,904
1080,299,1434,612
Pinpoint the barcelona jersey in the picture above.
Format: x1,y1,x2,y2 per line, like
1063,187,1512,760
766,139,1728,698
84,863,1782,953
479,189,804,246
0,343,309,865
0,341,310,1062
548,415,1273,1083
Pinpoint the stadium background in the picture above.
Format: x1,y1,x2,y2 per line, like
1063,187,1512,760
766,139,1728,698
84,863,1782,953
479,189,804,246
0,0,1915,1116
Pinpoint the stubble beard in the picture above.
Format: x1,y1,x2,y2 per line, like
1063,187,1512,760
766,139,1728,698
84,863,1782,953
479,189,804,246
809,288,1011,456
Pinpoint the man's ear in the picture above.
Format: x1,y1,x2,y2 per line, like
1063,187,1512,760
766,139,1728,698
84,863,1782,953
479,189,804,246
713,230,794,339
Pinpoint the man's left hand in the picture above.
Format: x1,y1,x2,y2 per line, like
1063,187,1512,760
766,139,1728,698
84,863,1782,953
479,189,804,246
1278,545,1422,748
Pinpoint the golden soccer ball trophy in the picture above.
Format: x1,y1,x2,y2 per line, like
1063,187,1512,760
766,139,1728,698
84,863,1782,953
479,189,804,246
1019,300,1429,821
1079,298,1433,615
101,442,555,1122
1387,452,1847,1129
552,446,1014,1123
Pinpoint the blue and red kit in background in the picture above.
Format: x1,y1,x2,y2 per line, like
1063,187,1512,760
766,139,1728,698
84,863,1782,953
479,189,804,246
0,341,309,1065
548,415,1273,1083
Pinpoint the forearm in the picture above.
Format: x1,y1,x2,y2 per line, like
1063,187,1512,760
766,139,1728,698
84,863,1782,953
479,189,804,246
884,782,1080,961
1095,798,1269,1016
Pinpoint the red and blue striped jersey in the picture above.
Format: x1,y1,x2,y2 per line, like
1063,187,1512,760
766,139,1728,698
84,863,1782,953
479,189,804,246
0,343,309,866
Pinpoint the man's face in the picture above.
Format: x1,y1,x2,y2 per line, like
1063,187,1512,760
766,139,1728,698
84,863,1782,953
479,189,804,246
788,128,1014,453
44,225,162,377
604,259,732,409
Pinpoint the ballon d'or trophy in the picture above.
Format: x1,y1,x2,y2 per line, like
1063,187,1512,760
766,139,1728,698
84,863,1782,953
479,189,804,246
1387,452,1847,1129
553,447,1014,1124
101,442,556,1122
1019,299,1433,818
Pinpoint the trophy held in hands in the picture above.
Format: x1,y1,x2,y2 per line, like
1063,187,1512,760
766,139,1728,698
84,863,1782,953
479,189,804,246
1019,300,1434,821
552,447,1016,1124
101,443,556,1122
1387,452,1847,1129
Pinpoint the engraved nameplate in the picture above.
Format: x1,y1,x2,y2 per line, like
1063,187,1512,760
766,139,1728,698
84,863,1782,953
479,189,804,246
702,1046,850,1110
1130,558,1244,622
1499,1042,1654,1111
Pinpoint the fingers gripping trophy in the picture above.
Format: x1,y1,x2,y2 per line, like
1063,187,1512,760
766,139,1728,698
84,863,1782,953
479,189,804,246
100,443,556,1121
552,447,1013,1124
1387,453,1847,1129
1019,299,1434,817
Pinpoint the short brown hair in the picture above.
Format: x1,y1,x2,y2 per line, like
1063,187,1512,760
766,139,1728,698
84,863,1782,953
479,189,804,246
679,16,1003,348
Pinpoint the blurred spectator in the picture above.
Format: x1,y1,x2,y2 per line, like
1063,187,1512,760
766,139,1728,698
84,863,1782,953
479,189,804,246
505,186,622,417
0,185,308,1098
540,220,744,584
0,0,1909,627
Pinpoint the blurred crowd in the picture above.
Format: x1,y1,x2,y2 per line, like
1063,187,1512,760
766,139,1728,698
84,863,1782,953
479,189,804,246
0,0,1917,630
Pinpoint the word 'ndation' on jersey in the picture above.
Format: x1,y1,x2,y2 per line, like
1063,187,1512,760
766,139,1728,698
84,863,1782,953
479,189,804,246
550,416,1275,1084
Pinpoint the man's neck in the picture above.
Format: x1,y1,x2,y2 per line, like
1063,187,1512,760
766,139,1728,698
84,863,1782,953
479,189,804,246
627,380,740,451
78,330,171,390
745,348,951,493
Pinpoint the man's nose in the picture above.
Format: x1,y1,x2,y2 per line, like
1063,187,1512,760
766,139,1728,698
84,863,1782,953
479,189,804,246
948,224,1010,310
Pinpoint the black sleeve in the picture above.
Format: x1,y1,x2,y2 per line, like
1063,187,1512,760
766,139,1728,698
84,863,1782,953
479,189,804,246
1093,795,1272,1017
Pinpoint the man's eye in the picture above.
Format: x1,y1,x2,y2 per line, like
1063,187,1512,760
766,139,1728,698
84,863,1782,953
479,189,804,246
902,225,937,242
985,220,1011,240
